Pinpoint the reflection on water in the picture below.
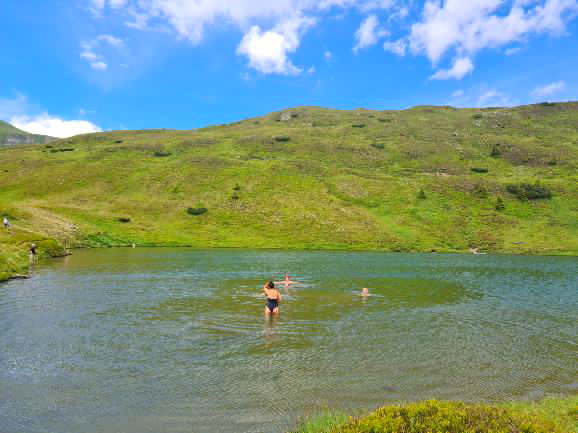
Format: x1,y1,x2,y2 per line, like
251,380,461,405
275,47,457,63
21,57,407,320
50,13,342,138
0,248,576,433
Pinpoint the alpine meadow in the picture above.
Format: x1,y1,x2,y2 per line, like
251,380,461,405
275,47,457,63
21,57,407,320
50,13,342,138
1,102,577,282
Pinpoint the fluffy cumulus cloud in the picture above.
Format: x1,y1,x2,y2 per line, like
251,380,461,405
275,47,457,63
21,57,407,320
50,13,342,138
236,16,314,75
407,0,578,79
11,114,102,138
430,56,474,80
88,0,399,74
86,0,578,78
354,15,388,52
531,80,566,98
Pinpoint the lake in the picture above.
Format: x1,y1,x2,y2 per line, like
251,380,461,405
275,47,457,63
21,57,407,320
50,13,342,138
0,248,576,433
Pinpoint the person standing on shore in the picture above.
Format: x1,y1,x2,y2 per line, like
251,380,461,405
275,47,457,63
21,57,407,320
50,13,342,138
3,217,10,230
29,243,37,263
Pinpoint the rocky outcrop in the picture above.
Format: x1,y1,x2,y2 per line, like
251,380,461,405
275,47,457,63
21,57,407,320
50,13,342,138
1,134,55,146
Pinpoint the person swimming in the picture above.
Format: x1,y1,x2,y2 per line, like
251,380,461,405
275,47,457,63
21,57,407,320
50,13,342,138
263,281,281,315
275,273,299,286
361,287,369,297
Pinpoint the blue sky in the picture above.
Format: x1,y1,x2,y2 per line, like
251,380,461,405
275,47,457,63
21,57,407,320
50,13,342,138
1,0,577,137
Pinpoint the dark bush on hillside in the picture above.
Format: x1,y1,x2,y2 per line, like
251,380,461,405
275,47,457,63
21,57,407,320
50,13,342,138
49,148,75,153
377,118,392,123
153,150,172,157
352,123,366,128
114,140,123,144
233,183,241,191
370,143,385,149
418,189,427,200
506,182,552,200
495,196,505,211
540,102,556,107
490,144,502,157
274,135,290,142
335,400,561,433
117,217,131,223
471,167,489,173
186,207,208,216
472,113,483,119
231,193,240,200
473,184,489,198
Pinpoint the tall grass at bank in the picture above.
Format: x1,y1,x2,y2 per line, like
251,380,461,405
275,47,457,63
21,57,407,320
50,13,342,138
289,397,578,433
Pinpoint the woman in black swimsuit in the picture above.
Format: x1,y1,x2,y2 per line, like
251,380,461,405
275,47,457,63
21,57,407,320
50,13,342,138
263,281,281,315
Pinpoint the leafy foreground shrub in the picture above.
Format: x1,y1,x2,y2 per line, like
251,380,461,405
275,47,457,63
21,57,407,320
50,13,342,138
506,183,552,200
331,400,561,433
186,207,208,216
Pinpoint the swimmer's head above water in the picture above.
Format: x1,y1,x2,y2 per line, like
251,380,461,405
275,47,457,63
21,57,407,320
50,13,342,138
266,281,275,289
361,287,369,296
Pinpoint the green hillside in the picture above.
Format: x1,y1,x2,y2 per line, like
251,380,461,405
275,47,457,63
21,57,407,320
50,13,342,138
0,120,54,146
1,102,578,281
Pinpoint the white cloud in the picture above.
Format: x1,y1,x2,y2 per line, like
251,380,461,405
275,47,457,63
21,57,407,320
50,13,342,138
88,0,399,74
477,89,511,107
236,17,313,75
354,15,388,52
431,57,473,80
324,50,333,61
10,114,102,138
97,34,124,46
80,34,123,71
504,46,522,55
398,0,578,79
531,80,566,97
451,89,464,97
383,38,407,55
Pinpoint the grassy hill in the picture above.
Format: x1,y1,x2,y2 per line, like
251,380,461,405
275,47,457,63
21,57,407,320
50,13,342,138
1,102,578,280
0,120,54,146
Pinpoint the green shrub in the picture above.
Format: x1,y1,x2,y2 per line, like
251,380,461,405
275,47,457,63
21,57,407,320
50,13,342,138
274,135,291,142
418,189,426,200
471,167,489,173
473,184,489,198
233,183,241,191
231,193,240,200
117,217,131,223
352,123,366,128
370,143,385,149
490,144,501,157
186,207,208,216
49,148,75,153
153,150,172,157
495,196,505,211
335,400,561,433
506,182,552,200
472,113,483,119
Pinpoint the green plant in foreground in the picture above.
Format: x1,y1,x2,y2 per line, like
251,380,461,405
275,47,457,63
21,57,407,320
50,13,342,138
293,400,567,433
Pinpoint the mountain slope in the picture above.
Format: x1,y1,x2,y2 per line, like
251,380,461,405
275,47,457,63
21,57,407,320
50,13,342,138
0,120,55,145
1,102,577,280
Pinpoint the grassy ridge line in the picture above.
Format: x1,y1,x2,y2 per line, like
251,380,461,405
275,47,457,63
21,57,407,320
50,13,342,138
290,396,578,433
1,103,578,280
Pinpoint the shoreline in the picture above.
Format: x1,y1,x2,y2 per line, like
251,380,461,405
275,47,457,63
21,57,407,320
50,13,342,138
2,243,577,284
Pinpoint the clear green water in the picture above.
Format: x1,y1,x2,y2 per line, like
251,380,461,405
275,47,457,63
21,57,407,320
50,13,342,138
0,248,576,433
